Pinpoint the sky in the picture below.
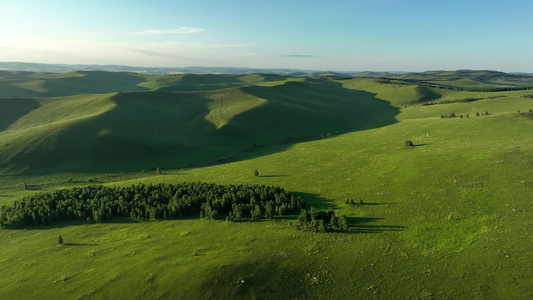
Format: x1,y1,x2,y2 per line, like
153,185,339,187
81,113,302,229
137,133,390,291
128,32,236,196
1,0,532,72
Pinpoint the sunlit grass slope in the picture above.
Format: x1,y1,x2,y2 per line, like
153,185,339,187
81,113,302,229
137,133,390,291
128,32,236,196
135,73,290,92
0,79,398,174
1,76,533,299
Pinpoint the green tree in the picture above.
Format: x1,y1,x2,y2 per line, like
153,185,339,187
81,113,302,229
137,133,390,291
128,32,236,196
251,205,262,220
254,169,259,177
339,215,349,230
58,235,64,245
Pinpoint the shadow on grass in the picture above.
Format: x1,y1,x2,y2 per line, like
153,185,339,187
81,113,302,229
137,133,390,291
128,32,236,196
291,192,339,210
346,216,405,234
63,243,99,246
65,180,104,184
100,218,141,224
25,185,41,191
19,217,141,230
359,202,395,206
258,175,290,178
0,98,41,132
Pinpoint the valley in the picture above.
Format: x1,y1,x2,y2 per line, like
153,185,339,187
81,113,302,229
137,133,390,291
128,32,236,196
1,69,532,299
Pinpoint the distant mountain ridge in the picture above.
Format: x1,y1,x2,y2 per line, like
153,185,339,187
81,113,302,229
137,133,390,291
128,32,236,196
0,62,328,76
2,62,532,81
0,61,409,77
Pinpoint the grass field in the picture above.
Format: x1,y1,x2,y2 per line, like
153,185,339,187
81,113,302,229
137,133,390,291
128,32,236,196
1,72,533,299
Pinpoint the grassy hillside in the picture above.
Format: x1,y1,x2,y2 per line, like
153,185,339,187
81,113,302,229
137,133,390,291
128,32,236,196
0,71,149,97
138,73,290,92
1,73,533,299
0,79,398,174
0,71,294,98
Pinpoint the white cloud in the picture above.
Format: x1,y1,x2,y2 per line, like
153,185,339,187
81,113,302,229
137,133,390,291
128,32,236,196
134,41,246,50
131,27,205,35
283,54,313,58
234,53,258,57
206,44,246,48
0,34,248,67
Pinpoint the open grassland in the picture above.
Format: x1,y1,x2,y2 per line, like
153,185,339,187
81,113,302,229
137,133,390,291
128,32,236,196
1,74,533,299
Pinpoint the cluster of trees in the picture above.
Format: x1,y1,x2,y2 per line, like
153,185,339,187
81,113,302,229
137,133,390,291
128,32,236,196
441,112,462,118
422,96,506,106
441,111,492,118
296,207,348,232
444,86,532,92
0,182,306,228
376,78,533,92
522,94,533,98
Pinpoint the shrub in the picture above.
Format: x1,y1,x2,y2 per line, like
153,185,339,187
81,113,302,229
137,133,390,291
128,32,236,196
296,208,348,232
345,198,364,206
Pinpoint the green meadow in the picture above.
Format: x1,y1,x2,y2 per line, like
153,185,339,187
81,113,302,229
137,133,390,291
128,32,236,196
1,70,533,299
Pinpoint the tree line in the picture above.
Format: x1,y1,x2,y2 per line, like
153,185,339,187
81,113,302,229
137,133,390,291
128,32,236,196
0,182,306,228
376,78,533,92
422,95,506,106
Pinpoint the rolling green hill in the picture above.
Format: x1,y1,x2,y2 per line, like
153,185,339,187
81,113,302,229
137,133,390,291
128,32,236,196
0,78,398,174
138,73,290,92
1,71,533,299
0,71,293,98
0,71,149,97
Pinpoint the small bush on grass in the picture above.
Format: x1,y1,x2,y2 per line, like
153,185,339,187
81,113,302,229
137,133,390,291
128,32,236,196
296,207,348,232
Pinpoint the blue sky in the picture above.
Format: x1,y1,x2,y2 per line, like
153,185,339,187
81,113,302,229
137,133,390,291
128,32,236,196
1,0,532,71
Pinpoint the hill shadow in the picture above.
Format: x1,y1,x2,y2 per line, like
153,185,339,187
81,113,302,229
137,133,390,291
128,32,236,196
42,71,150,97
156,73,289,92
0,98,40,132
236,79,399,135
2,91,217,172
346,217,406,234
416,86,442,103
199,79,399,167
